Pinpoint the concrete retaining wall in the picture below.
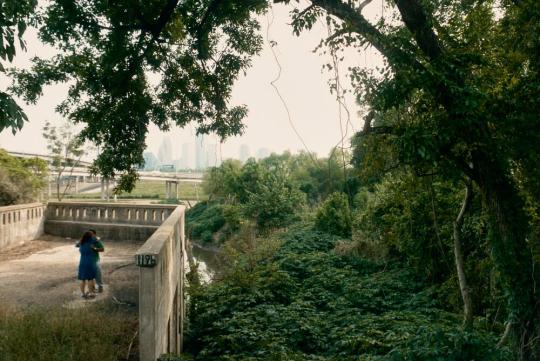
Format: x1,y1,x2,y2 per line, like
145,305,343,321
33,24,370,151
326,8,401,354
0,203,46,251
136,205,186,361
45,202,177,241
1,201,188,360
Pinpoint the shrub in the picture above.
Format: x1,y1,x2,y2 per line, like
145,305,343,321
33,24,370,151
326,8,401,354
315,192,352,238
0,149,47,206
222,204,243,232
186,202,226,241
242,166,306,231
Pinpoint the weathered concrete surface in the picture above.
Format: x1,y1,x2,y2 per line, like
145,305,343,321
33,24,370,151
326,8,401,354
0,235,142,309
0,203,46,251
45,220,159,242
136,205,186,361
45,202,177,241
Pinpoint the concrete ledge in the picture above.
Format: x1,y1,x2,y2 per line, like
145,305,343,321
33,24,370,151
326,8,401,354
0,203,45,251
0,202,44,212
46,202,177,227
47,201,178,209
45,220,159,242
136,205,186,361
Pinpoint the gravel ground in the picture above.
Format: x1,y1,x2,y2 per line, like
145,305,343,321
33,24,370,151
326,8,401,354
0,235,142,310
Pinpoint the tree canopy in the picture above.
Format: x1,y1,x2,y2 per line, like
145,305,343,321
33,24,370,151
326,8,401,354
9,0,268,189
0,0,36,134
0,148,47,205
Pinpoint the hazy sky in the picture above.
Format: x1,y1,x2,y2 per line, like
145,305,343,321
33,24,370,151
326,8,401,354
0,1,384,162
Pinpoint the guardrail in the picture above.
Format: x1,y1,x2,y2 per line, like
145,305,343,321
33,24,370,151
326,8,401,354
0,203,46,251
136,205,186,361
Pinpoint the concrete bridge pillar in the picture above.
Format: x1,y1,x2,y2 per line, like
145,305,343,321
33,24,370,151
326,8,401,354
165,181,179,199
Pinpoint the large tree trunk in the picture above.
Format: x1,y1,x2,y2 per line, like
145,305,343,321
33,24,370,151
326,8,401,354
305,0,538,355
454,181,474,329
472,151,537,359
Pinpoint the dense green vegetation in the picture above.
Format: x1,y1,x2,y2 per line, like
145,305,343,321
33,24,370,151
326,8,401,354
185,224,511,360
186,202,227,243
188,152,351,242
183,148,533,359
315,192,352,238
0,149,47,206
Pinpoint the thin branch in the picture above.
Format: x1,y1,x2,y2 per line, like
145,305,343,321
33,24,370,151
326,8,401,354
454,180,474,328
297,4,316,18
498,321,514,348
325,27,351,45
126,330,139,360
266,8,320,168
357,0,374,12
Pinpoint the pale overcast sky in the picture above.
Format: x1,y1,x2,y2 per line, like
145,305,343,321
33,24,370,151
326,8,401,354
0,1,384,163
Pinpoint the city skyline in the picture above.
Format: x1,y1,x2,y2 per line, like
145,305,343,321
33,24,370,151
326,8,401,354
144,136,279,171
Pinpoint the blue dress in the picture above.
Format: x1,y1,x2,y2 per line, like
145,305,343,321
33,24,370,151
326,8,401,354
78,241,98,280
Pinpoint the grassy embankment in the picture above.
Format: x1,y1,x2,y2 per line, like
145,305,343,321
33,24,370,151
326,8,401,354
182,224,512,361
0,304,138,361
181,199,512,360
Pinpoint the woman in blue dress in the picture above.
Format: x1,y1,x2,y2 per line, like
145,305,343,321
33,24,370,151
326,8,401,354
78,231,98,298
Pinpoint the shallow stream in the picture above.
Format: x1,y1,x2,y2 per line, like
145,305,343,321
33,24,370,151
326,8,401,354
189,241,222,284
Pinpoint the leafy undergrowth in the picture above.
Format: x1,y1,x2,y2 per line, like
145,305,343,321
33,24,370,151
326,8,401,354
186,202,227,243
0,304,138,361
183,226,511,361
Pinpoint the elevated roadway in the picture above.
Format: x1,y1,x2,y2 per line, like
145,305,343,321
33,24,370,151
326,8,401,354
6,150,204,182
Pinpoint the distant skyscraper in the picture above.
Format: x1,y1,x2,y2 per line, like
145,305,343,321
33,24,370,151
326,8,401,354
142,152,159,171
256,147,271,160
182,142,192,169
158,137,173,165
206,144,217,168
172,158,185,170
195,134,207,170
239,144,250,163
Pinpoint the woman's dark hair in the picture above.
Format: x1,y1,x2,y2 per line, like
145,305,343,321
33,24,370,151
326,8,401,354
80,231,94,245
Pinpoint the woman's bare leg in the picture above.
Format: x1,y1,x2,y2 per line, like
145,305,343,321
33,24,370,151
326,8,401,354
88,280,95,294
80,280,86,296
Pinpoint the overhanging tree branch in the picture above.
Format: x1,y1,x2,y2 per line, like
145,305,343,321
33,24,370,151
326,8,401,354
299,0,425,72
393,0,443,60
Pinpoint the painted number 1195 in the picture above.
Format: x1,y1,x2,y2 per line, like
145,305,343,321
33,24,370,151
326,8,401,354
136,254,157,267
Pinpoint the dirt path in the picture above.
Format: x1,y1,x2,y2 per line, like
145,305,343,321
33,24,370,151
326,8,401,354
0,236,142,309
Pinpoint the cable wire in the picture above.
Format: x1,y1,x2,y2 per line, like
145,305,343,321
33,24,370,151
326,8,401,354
266,7,320,168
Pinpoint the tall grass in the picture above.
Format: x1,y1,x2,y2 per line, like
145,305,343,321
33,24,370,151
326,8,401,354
0,304,138,361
